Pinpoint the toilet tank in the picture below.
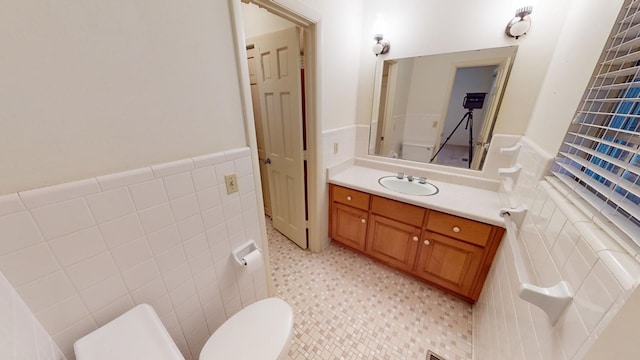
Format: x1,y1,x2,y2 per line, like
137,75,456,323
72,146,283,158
74,304,184,360
402,142,433,162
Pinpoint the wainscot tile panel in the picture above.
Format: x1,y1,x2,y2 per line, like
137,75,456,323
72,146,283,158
0,147,268,360
322,125,357,169
474,137,640,359
0,271,66,360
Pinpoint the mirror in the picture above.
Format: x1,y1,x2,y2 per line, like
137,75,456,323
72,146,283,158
369,46,518,170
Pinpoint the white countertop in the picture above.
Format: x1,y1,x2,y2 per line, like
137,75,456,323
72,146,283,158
328,166,505,227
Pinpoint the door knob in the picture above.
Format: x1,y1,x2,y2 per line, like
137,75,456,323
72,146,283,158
346,196,352,201
424,240,430,245
360,218,366,224
262,158,271,164
412,236,419,241
452,226,461,233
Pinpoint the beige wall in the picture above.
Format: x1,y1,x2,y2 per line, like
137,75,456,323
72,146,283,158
241,3,296,39
295,0,364,130
355,0,575,140
584,287,640,360
0,0,247,195
524,0,624,153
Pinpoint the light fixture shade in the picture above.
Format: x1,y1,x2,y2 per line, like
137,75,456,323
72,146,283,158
506,6,533,39
372,38,390,56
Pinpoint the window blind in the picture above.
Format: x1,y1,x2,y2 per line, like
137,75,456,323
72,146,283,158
552,0,640,245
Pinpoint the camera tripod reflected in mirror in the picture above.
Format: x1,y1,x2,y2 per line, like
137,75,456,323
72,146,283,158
430,92,486,168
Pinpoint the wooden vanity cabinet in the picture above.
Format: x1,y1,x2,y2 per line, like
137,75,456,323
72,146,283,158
416,210,504,300
331,203,368,251
413,232,484,298
365,196,424,271
330,186,370,252
329,184,504,302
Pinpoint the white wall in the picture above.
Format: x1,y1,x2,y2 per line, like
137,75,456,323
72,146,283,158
0,149,268,360
0,271,65,360
474,137,640,359
0,0,247,195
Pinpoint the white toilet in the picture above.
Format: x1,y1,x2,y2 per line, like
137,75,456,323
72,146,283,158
74,298,293,360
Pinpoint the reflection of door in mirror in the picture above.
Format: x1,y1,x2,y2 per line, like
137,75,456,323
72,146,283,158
375,60,400,157
470,57,512,169
431,55,513,169
432,65,498,168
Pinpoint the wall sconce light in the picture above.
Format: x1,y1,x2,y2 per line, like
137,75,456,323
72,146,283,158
372,14,390,56
506,6,533,39
373,35,390,56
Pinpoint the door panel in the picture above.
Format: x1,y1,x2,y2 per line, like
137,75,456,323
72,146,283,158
252,27,306,249
247,47,271,216
471,58,512,168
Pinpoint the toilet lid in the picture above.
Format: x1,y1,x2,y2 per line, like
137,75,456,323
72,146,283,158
200,298,293,360
74,304,184,360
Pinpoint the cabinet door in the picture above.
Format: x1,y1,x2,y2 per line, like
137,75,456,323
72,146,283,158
331,202,368,251
414,232,483,298
365,214,420,271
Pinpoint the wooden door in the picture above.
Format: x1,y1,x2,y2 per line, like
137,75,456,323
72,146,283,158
414,232,483,297
330,203,368,252
470,57,512,168
252,27,307,249
365,214,420,271
247,46,272,216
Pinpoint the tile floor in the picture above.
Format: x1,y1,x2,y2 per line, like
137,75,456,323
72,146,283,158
266,219,473,360
432,145,470,169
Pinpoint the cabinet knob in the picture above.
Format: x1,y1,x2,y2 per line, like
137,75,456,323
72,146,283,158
424,240,430,245
412,235,418,241
360,218,366,224
347,196,352,201
452,226,461,233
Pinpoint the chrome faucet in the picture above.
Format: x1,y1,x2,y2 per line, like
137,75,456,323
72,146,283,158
407,175,414,182
418,177,427,184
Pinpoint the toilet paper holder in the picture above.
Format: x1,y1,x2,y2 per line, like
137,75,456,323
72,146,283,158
232,240,262,266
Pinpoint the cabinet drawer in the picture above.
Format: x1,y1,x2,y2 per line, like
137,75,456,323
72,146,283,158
331,185,370,210
371,196,425,227
426,211,492,247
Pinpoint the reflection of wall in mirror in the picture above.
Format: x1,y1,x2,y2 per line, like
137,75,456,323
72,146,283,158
400,114,439,161
442,66,497,146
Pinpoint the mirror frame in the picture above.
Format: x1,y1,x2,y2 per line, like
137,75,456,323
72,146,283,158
368,46,518,171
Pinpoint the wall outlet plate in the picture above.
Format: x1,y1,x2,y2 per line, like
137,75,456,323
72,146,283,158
224,173,238,194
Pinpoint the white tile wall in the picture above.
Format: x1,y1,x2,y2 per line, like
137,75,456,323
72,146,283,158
474,137,640,360
0,147,268,360
322,125,357,169
0,271,66,360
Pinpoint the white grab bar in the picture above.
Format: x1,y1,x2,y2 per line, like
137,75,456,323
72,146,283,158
500,208,573,324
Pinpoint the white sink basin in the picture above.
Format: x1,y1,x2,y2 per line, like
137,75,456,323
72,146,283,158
378,176,439,196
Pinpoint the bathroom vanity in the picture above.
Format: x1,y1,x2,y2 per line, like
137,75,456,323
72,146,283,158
328,166,505,303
